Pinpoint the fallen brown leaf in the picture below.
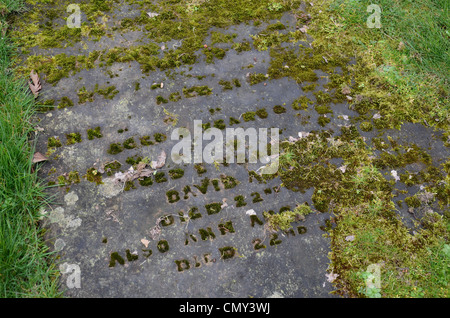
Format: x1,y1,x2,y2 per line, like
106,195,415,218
141,238,150,248
28,70,41,98
341,86,351,95
32,152,48,163
151,151,166,169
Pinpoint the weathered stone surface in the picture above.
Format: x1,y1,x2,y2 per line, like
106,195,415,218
18,1,447,298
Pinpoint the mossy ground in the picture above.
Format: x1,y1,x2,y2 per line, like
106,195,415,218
10,0,448,298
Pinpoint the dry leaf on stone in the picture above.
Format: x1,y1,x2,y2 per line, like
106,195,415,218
221,198,228,209
141,238,150,248
246,209,256,216
151,151,166,169
345,235,355,241
298,131,310,139
373,113,382,120
341,86,351,95
28,70,41,98
391,170,400,182
112,162,154,185
326,272,339,283
32,152,48,163
288,136,298,143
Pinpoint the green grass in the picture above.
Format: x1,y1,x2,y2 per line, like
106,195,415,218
0,0,61,298
322,0,449,124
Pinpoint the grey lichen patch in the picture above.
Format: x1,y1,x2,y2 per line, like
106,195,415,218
47,207,82,229
54,238,66,251
64,191,79,206
98,178,123,198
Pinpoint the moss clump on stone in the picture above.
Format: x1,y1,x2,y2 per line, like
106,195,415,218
95,84,119,100
232,39,252,52
234,195,247,207
292,96,312,110
139,176,153,187
194,178,210,194
202,122,211,131
48,136,62,148
109,252,125,267
77,86,95,104
87,127,102,140
156,95,168,104
405,195,421,208
195,164,207,175
104,161,121,176
107,142,124,155
302,83,317,92
242,111,256,122
256,108,268,119
213,119,226,130
221,175,239,189
360,121,373,132
37,99,55,112
250,215,264,227
166,190,180,203
123,138,137,149
169,92,181,102
314,91,332,105
66,133,82,145
211,31,237,44
125,156,142,166
205,202,222,215
188,207,202,220
169,168,184,179
218,80,233,90
175,260,190,272
157,240,169,253
86,168,102,185
199,227,216,240
126,250,138,262
229,117,240,125
154,133,167,143
124,180,136,191
67,171,81,184
154,172,167,183
318,115,331,127
161,215,175,226
140,136,154,146
248,73,266,85
219,246,235,260
203,47,227,63
297,226,307,234
266,21,286,31
58,96,74,109
273,105,286,114
315,105,333,115
183,85,212,98
264,207,307,232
